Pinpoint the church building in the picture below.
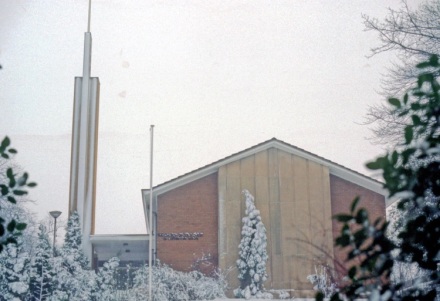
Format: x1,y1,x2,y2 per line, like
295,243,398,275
141,138,387,297
67,4,386,296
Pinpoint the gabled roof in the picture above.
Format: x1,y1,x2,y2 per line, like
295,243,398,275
141,138,387,226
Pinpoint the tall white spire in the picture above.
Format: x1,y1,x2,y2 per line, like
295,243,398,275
69,0,100,265
83,0,92,79
87,0,91,33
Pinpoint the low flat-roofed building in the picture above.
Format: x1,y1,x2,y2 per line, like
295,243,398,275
91,234,149,268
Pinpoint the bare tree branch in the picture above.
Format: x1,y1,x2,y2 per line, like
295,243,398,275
362,0,440,145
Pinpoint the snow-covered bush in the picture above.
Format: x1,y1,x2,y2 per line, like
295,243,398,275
266,289,293,299
191,252,216,276
277,290,291,299
387,202,430,290
306,265,337,299
127,262,226,301
0,238,30,301
92,257,120,301
0,207,125,300
235,190,269,299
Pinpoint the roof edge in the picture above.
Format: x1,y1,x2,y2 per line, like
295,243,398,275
142,138,387,208
90,234,149,242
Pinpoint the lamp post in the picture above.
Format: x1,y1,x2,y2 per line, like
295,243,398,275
49,211,62,255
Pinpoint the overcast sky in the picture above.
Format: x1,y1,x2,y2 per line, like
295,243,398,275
0,0,423,234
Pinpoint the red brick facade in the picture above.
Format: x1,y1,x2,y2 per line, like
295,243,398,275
330,174,386,278
155,172,385,280
156,173,219,274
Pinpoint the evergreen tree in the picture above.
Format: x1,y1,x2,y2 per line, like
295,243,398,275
0,238,30,301
235,190,268,299
91,257,119,301
52,211,95,301
28,225,54,301
61,211,89,270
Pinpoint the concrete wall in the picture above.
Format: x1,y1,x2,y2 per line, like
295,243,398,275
218,148,334,296
156,173,218,275
330,174,386,278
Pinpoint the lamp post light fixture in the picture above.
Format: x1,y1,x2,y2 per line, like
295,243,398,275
49,211,62,255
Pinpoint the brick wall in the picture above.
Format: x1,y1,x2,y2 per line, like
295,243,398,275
330,174,386,279
156,173,218,275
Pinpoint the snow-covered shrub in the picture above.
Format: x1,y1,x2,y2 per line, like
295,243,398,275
92,257,120,301
188,269,228,300
191,252,216,276
127,262,226,301
235,190,269,299
277,290,291,299
0,182,36,301
0,238,30,301
307,265,338,298
266,289,293,299
387,197,432,291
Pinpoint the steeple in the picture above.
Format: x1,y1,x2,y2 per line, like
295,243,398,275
83,0,92,79
69,0,100,265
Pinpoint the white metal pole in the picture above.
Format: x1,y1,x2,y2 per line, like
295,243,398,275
149,125,154,301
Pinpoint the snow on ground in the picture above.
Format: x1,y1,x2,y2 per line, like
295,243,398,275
213,299,314,301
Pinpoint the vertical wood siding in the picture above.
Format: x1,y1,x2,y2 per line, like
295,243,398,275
218,148,334,294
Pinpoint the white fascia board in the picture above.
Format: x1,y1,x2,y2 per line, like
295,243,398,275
141,141,278,202
142,140,387,199
330,167,387,195
273,141,386,195
90,234,149,243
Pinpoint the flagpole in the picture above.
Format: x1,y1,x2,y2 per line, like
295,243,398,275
149,125,154,301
